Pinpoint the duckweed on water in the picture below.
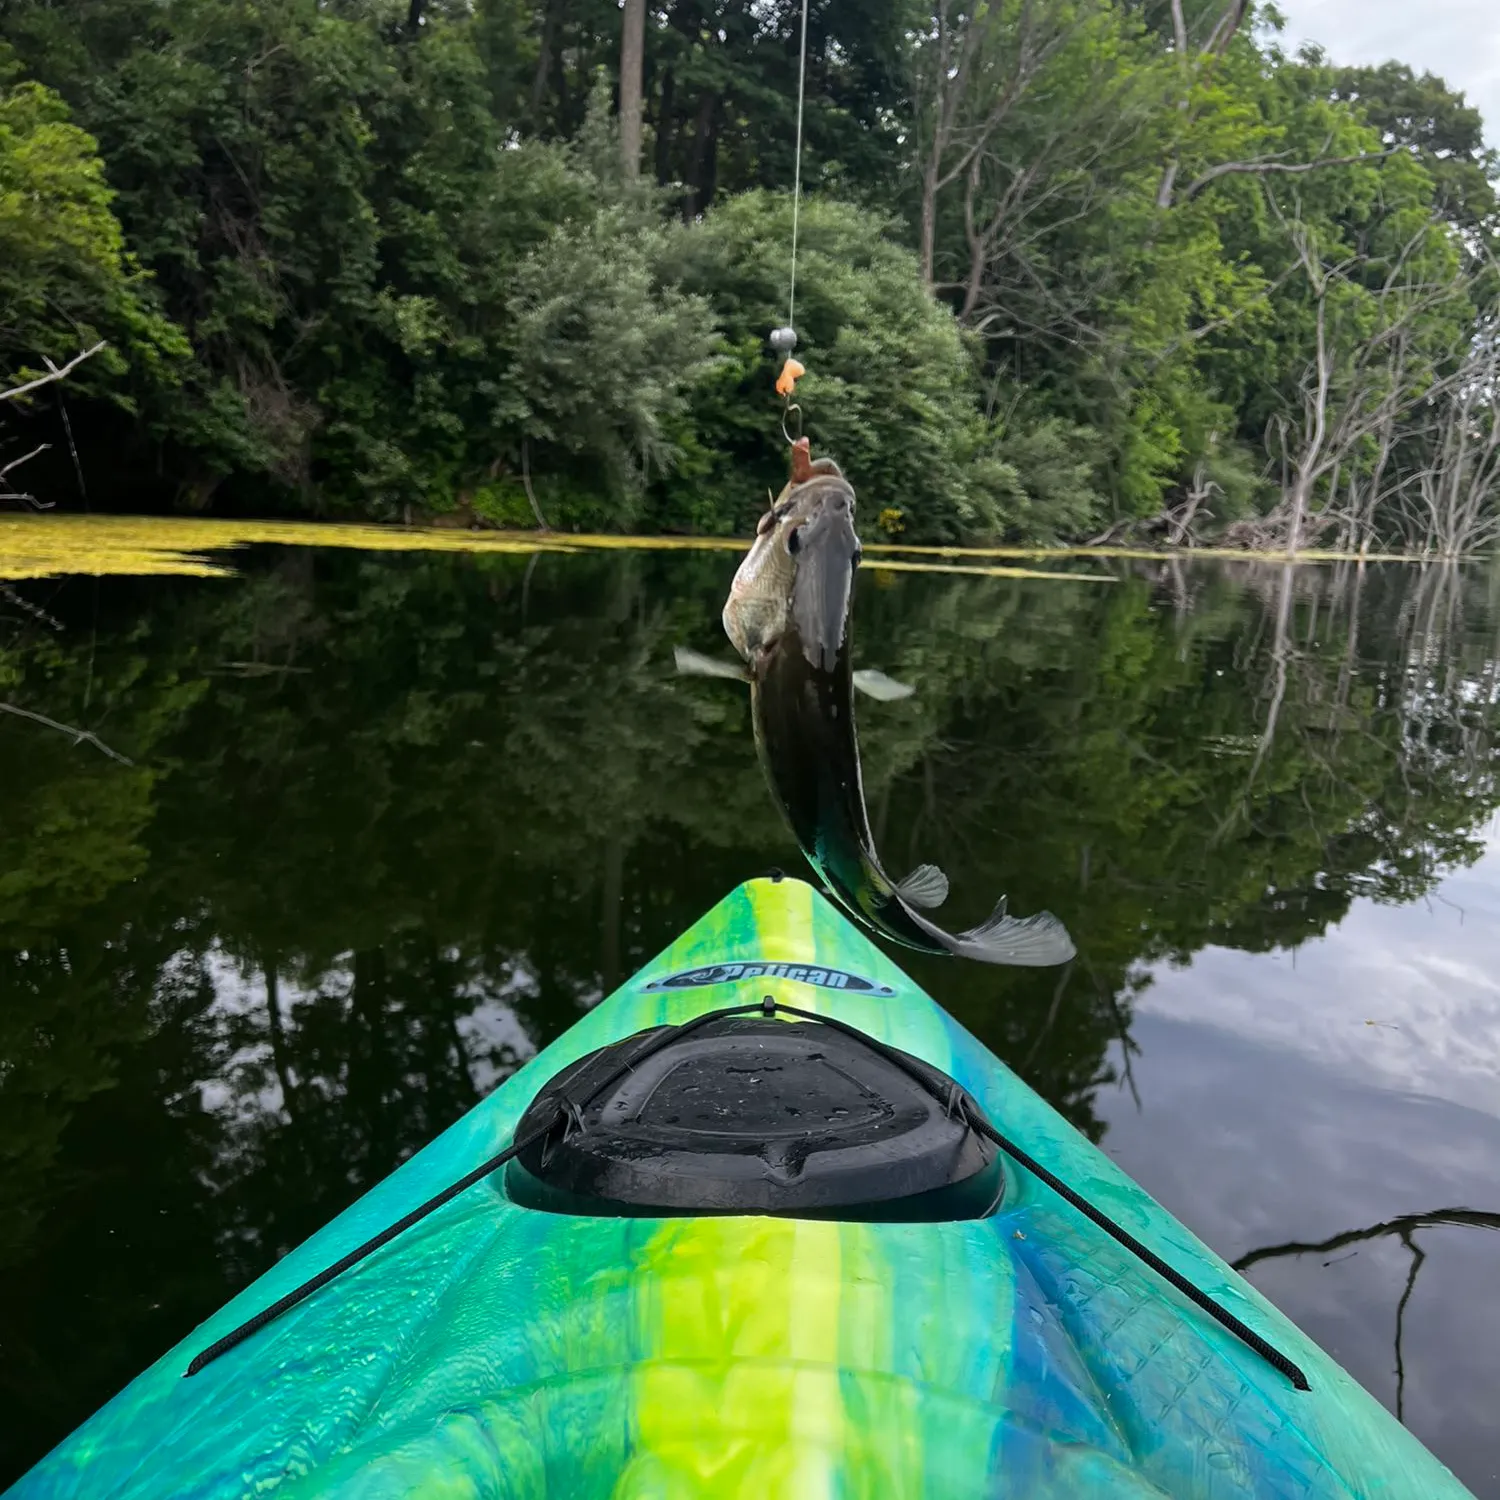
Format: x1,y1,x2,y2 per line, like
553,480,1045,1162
0,516,1125,582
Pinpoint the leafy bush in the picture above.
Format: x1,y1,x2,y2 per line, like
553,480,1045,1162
0,53,186,412
651,192,1025,543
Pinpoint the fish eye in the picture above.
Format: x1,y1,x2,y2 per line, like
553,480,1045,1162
787,526,803,556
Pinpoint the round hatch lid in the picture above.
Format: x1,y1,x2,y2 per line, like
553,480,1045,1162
505,1015,1003,1221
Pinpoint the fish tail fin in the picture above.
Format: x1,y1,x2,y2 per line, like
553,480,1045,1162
951,897,1076,967
895,863,949,909
674,646,749,683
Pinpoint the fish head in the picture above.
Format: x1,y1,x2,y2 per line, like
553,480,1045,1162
723,449,860,673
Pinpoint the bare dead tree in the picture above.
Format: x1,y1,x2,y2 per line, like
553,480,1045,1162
949,49,1159,332
1152,0,1325,210
1250,561,1295,780
1261,203,1473,555
1394,319,1500,557
520,436,552,531
910,0,1101,286
1166,452,1223,545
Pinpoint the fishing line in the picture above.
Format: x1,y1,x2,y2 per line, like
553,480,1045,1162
787,0,809,336
771,0,811,441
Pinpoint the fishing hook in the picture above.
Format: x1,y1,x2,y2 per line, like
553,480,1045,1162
781,399,803,447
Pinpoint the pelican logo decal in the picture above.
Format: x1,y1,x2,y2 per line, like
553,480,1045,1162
644,961,895,996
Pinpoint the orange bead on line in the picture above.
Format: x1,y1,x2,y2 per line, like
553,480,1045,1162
775,357,805,397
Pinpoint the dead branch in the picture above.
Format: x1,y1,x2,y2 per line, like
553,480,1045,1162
1153,0,1263,208
520,437,551,531
0,440,53,507
1202,0,1251,57
0,443,50,479
0,343,106,404
1180,148,1396,204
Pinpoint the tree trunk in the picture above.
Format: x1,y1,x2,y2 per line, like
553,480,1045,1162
918,0,957,287
1288,292,1331,556
685,90,720,218
960,155,984,319
406,0,424,37
654,67,676,183
1205,0,1251,54
1155,159,1179,209
619,0,645,178
919,157,939,285
531,0,559,124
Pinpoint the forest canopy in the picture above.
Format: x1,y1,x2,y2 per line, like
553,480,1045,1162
1,0,1498,551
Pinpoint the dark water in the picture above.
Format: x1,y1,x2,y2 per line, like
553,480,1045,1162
2,545,1499,1494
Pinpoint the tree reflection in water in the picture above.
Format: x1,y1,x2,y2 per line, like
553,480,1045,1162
1235,1209,1500,1425
2,546,1500,1484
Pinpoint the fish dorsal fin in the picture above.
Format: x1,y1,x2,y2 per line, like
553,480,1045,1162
674,646,749,683
953,897,1076,966
852,669,915,701
895,863,949,909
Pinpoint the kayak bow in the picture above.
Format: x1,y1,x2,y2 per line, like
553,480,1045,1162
8,877,1475,1499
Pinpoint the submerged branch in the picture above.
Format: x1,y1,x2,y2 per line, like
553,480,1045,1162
0,701,135,764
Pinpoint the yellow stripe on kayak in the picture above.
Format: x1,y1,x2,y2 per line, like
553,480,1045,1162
620,1218,852,1498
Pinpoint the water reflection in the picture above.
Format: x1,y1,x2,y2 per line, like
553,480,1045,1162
1,548,1498,1493
1235,1208,1500,1424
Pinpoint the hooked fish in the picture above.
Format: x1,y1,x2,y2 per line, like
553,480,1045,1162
689,439,1075,967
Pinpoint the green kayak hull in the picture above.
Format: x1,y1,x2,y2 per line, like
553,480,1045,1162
8,877,1475,1498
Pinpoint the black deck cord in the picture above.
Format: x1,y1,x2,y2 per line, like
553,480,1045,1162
183,1113,559,1377
766,999,1311,1393
184,1001,773,1377
187,996,1307,1392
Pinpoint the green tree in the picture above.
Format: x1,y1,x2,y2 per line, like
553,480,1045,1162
653,191,1030,541
0,50,187,479
3,0,1500,544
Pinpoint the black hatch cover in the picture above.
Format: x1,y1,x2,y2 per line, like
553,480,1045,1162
504,1015,1004,1221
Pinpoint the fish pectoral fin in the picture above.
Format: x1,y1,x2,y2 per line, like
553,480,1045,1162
954,898,1077,967
895,863,949,909
673,646,749,683
852,669,915,701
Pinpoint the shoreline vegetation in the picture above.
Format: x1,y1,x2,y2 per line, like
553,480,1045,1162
1,1,1498,555
0,513,1426,582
